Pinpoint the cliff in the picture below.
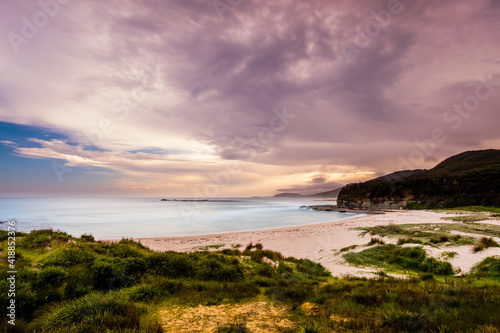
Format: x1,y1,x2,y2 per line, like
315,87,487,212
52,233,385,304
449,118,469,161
337,149,500,209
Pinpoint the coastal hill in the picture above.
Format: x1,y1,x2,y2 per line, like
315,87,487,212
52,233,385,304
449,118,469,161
273,187,343,198
338,149,500,209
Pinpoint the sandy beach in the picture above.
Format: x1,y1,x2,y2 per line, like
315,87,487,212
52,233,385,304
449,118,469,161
135,210,500,277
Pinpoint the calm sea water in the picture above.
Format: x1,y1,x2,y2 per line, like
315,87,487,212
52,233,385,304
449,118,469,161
0,197,362,239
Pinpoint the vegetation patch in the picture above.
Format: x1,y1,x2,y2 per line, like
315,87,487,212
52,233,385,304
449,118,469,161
438,206,500,214
194,244,225,251
471,256,500,278
3,229,500,332
473,237,500,252
343,244,454,275
358,222,500,247
442,214,491,222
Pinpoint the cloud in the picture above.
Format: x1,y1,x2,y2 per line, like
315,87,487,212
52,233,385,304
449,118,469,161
1,0,499,195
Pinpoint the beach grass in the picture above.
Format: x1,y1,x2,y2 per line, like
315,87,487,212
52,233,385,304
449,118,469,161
357,222,500,248
2,229,500,332
436,206,500,214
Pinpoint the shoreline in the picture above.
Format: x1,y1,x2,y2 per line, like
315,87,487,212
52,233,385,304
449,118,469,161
103,211,367,241
129,210,500,277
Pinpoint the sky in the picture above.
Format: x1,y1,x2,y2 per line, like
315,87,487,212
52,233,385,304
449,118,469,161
0,0,499,197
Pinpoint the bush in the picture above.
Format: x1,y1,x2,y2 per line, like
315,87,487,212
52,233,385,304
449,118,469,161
430,235,449,244
28,291,161,332
368,237,385,245
18,229,70,249
196,258,243,282
41,247,96,267
349,288,384,306
397,237,423,245
266,279,315,305
126,279,184,301
472,256,500,277
344,244,454,275
419,258,454,275
256,263,275,277
37,266,67,287
292,259,330,277
80,234,95,242
473,238,499,252
64,267,94,299
277,262,293,274
91,258,133,290
109,243,143,258
148,252,196,278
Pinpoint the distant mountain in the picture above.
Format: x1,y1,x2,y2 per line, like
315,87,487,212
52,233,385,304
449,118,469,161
338,149,500,209
309,187,343,198
273,192,304,198
274,187,344,199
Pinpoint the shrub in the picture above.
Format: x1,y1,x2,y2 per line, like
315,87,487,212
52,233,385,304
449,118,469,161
419,258,454,275
266,279,315,305
196,258,243,282
471,256,500,277
368,237,385,245
344,244,453,275
64,267,94,299
473,238,499,252
277,262,293,274
28,291,161,332
80,234,95,242
430,235,449,244
41,247,96,268
254,243,263,250
256,263,275,277
109,243,143,258
37,266,67,287
293,259,330,277
18,229,70,249
148,252,196,278
91,258,132,290
127,279,184,301
122,257,148,275
397,237,423,245
349,288,384,306
118,238,148,249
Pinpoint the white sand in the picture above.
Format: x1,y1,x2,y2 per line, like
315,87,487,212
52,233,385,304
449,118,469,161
134,210,500,277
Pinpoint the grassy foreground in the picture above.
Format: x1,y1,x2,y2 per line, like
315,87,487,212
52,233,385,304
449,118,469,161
1,229,500,332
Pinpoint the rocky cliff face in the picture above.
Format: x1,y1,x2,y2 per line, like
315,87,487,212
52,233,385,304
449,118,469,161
337,198,412,210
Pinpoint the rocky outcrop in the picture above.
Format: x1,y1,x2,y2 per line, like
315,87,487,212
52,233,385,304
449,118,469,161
337,198,412,210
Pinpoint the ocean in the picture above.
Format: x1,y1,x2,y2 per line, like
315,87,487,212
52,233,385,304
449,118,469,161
0,197,363,239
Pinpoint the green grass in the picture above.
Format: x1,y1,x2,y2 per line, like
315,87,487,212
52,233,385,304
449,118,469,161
28,291,162,333
442,214,491,222
358,222,499,246
471,256,500,278
343,244,454,275
437,206,500,213
3,229,500,332
194,243,225,251
340,244,358,252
